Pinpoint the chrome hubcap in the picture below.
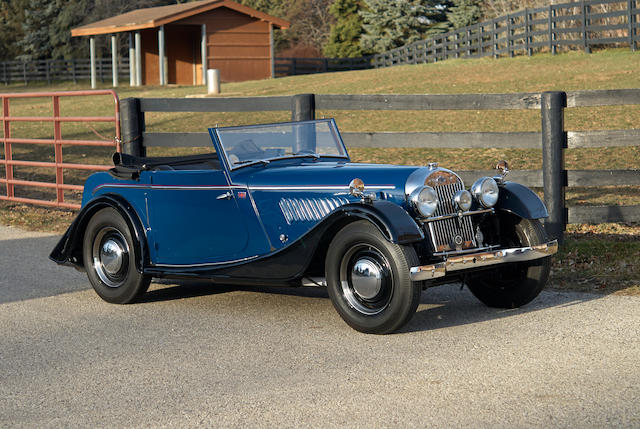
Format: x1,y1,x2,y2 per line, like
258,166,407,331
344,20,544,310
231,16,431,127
101,239,124,275
339,244,393,316
92,227,129,288
351,258,382,299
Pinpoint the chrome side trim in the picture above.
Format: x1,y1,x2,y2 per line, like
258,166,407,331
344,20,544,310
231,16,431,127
250,185,396,191
410,240,558,281
153,254,260,268
433,244,500,257
301,277,327,287
419,208,495,223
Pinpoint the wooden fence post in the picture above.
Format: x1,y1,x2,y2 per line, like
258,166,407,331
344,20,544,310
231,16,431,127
493,20,498,58
120,98,145,157
291,94,315,122
507,15,513,57
541,91,567,243
548,5,556,55
582,0,591,53
525,10,532,56
45,60,51,85
71,59,77,84
629,0,637,51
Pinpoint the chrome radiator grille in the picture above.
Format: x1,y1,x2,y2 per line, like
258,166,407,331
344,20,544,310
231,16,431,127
429,179,476,253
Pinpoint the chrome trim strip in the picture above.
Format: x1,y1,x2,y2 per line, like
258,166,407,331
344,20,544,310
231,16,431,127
301,277,327,287
432,244,500,257
94,183,395,194
153,254,260,268
410,240,558,281
420,208,495,223
93,183,240,193
249,185,396,191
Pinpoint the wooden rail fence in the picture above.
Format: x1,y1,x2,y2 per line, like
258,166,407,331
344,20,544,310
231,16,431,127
373,0,639,67
119,88,640,243
0,58,130,85
274,57,374,77
0,56,370,84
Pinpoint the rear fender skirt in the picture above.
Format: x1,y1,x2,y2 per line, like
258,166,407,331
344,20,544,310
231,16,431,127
49,194,149,273
497,182,549,219
144,201,423,282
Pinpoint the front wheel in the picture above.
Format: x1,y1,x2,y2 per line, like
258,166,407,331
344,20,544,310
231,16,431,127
325,221,421,334
466,217,551,308
83,207,151,304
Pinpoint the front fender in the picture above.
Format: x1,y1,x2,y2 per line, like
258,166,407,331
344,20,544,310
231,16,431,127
49,194,149,273
497,182,548,219
335,200,424,244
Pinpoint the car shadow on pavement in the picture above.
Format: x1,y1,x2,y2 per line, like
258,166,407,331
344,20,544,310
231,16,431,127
400,284,602,333
140,279,603,334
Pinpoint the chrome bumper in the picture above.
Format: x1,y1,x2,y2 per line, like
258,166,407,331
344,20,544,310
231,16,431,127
410,240,558,281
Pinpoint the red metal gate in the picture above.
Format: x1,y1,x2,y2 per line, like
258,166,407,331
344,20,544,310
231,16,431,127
0,90,120,210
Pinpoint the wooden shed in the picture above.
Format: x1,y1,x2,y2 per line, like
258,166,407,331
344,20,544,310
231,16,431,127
71,0,290,86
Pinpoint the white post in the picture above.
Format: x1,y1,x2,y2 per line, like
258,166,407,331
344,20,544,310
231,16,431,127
207,69,220,94
128,33,135,86
90,37,97,89
134,31,142,86
269,24,275,78
158,25,166,86
201,24,207,85
111,35,118,87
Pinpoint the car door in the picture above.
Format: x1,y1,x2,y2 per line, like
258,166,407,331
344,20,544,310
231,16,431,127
147,170,252,265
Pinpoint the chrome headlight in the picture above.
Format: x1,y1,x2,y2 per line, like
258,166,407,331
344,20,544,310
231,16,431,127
472,177,499,208
452,189,472,211
409,186,439,217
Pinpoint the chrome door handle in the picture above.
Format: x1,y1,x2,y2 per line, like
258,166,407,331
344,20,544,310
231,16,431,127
216,191,233,200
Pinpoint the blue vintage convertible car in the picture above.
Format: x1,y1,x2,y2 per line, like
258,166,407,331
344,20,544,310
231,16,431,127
51,119,557,333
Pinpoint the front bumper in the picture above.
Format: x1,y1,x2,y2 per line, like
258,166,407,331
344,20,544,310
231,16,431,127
410,240,558,281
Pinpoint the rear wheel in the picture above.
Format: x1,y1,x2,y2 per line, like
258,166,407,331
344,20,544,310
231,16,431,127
466,216,551,308
325,221,421,334
83,207,150,304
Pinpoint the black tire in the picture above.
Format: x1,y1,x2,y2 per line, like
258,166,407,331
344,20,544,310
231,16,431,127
466,217,551,308
325,220,421,334
82,207,151,304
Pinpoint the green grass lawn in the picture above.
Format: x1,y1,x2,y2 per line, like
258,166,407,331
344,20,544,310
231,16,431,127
1,48,638,294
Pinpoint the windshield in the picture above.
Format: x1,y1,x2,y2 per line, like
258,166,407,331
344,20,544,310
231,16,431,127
213,119,348,170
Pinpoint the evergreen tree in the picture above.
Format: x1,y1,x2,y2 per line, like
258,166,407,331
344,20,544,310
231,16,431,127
18,0,57,61
50,0,93,59
323,0,366,58
447,0,481,29
0,0,27,60
360,0,451,54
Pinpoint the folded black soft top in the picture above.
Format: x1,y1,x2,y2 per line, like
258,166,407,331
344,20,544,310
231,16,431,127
109,152,221,180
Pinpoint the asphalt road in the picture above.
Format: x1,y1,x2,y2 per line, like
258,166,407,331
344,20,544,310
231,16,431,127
1,224,639,428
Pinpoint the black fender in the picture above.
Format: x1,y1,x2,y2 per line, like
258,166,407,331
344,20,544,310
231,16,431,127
497,182,548,219
333,200,424,244
49,194,149,273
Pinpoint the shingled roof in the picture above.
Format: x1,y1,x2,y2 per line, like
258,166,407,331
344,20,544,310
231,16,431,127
71,0,290,36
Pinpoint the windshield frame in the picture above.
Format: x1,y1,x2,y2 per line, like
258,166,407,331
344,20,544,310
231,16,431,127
210,118,350,172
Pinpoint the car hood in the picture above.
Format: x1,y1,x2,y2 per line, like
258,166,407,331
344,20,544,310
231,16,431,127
242,161,421,195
